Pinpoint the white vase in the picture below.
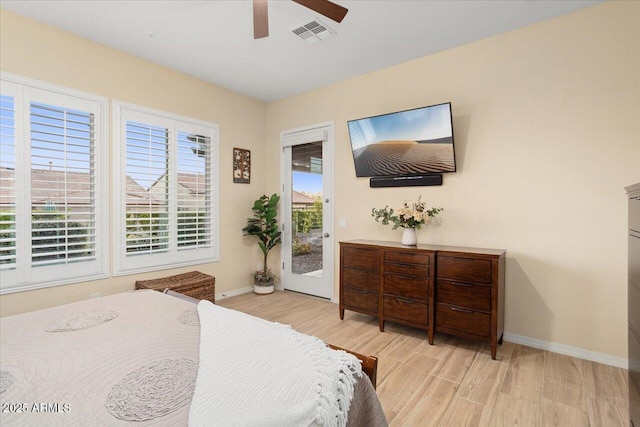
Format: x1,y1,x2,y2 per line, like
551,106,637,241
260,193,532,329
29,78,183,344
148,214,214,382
401,227,417,246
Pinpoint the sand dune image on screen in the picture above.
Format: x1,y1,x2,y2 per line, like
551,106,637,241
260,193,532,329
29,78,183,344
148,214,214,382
353,137,455,176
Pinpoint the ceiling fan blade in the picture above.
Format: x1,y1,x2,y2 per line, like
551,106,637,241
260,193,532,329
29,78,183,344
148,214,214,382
253,0,269,39
292,0,348,23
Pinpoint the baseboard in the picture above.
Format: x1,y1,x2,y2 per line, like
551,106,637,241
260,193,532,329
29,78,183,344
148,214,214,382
219,291,628,368
215,286,253,301
503,333,627,369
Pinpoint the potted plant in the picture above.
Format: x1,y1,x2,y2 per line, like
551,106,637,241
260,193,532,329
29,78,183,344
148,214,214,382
242,194,282,294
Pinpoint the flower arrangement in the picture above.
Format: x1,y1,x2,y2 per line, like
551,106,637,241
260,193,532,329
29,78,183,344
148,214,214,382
253,268,275,284
371,196,443,230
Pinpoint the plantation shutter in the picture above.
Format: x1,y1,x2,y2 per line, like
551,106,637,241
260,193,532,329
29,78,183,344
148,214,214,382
125,121,170,255
1,74,108,293
29,102,97,266
0,94,16,270
176,131,212,249
114,101,219,275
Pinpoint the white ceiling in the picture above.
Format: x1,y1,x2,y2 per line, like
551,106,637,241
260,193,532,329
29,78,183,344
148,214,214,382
1,0,602,102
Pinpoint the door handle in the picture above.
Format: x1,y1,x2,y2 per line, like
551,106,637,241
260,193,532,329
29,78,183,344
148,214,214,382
323,233,330,238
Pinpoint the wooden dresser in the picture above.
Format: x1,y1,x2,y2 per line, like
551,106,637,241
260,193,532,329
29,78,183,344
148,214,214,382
382,247,434,340
435,250,505,360
627,183,640,427
339,240,505,359
340,244,381,320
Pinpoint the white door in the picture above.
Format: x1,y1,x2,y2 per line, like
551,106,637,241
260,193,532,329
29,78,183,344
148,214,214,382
281,123,333,299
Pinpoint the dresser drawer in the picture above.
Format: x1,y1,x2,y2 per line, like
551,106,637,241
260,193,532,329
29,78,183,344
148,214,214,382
343,267,379,293
437,255,492,284
384,273,428,301
384,296,428,325
631,374,640,427
385,250,431,266
630,194,640,233
384,260,429,278
437,279,491,312
631,326,640,395
631,234,640,290
631,280,640,333
343,287,378,313
436,303,490,337
342,246,379,271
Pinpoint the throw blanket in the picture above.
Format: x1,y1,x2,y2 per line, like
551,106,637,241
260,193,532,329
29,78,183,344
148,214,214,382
189,301,362,427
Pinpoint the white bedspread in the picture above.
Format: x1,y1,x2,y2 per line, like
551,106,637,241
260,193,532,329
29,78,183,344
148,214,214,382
188,301,362,427
0,290,200,426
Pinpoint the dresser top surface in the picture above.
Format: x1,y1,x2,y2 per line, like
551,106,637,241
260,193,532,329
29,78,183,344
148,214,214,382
340,239,506,257
626,182,640,195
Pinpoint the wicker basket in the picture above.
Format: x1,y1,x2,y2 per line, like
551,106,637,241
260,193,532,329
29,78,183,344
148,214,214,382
135,271,215,302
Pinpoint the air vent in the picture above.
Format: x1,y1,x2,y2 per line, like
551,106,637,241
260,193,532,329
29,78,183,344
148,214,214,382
291,19,335,44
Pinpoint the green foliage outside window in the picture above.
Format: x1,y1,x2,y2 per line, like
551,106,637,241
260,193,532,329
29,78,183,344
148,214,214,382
126,212,169,253
125,211,210,253
0,211,16,265
293,195,323,234
177,211,210,247
310,195,323,229
31,212,92,262
293,209,312,234
0,210,91,265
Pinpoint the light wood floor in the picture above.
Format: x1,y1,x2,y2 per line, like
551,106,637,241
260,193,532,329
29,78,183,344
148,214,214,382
218,290,629,427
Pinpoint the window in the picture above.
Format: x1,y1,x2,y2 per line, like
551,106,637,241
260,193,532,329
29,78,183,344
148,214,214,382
0,74,108,293
113,101,218,275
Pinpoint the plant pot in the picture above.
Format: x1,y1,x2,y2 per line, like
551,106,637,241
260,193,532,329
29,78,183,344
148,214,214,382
401,227,417,246
253,279,275,295
253,284,274,295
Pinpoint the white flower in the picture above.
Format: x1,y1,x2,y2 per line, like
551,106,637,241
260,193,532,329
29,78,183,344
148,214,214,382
372,197,442,230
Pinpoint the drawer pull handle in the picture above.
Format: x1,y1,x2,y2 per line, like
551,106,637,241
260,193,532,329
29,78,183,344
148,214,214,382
451,281,474,288
395,297,414,304
346,266,378,273
389,262,414,268
450,307,473,314
391,273,426,280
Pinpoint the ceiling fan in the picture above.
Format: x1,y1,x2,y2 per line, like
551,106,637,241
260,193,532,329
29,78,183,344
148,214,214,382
253,0,348,39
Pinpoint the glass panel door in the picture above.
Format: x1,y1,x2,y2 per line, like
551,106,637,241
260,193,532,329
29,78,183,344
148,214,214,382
281,125,333,300
290,141,323,279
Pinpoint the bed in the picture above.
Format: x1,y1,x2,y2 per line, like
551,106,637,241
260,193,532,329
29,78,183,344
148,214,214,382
0,290,387,426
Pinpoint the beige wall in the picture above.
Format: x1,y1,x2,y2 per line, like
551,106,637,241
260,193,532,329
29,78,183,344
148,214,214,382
1,2,638,360
266,1,639,359
0,9,268,315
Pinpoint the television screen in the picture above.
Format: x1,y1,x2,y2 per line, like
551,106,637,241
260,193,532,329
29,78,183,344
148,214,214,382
347,102,456,177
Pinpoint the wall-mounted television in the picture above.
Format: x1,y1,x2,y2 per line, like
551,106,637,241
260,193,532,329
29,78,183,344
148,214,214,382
347,102,456,178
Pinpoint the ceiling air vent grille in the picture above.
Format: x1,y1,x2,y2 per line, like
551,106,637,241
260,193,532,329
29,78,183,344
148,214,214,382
291,19,335,44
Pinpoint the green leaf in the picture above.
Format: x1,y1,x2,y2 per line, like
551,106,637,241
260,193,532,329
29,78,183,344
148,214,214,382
257,241,267,255
244,193,281,262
